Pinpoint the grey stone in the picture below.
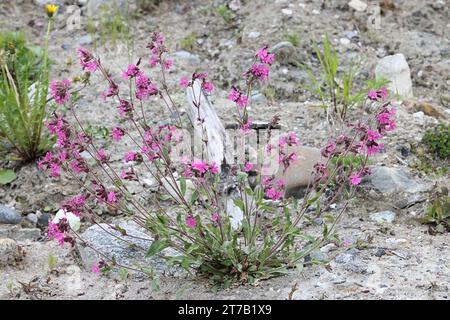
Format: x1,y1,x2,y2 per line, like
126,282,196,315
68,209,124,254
309,250,329,263
22,213,38,228
344,31,359,40
251,93,267,103
270,41,295,64
374,248,386,257
37,212,50,228
219,39,235,49
375,53,413,98
0,204,22,225
370,210,396,224
0,225,41,241
320,243,338,253
76,220,182,276
78,34,93,46
0,238,22,267
365,167,428,194
172,51,201,66
331,274,347,284
335,249,368,274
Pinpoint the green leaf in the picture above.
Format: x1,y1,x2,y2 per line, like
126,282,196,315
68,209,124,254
0,169,16,185
179,176,186,196
146,239,168,257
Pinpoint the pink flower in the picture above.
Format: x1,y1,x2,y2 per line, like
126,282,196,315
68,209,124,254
276,179,286,189
149,54,158,67
70,159,81,174
95,149,108,163
186,215,196,228
50,163,60,177
163,58,173,70
107,191,117,204
48,222,65,246
50,79,71,105
211,212,220,222
111,127,125,142
243,162,253,172
209,162,219,174
202,81,214,94
228,87,248,109
121,64,140,80
367,129,382,141
179,76,190,88
256,47,275,65
124,151,136,163
378,87,388,100
91,263,100,275
248,63,269,81
349,172,362,185
228,88,240,101
368,89,378,101
135,72,158,101
265,188,282,201
77,47,97,72
191,159,208,174
322,141,336,157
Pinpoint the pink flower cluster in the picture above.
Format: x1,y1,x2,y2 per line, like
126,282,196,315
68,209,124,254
147,32,172,70
77,47,97,72
277,132,300,171
246,46,275,81
50,79,71,105
184,158,219,178
368,87,388,101
228,87,249,109
262,176,285,201
121,63,159,101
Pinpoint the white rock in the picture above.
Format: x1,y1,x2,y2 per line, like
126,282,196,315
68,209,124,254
348,0,367,12
375,53,413,98
413,111,424,118
248,31,261,39
282,8,293,16
340,38,351,45
312,9,320,15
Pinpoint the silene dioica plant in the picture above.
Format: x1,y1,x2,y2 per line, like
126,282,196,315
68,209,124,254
40,31,396,285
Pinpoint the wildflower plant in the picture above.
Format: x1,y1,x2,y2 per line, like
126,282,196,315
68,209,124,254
0,6,56,161
41,32,396,285
305,34,389,123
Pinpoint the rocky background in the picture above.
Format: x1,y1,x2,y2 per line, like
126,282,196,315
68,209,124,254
0,0,449,299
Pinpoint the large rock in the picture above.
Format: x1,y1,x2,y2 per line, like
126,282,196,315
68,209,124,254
375,53,413,98
0,204,22,225
270,41,295,64
172,51,201,66
76,220,182,276
365,167,428,194
0,225,41,241
0,238,22,267
273,146,322,194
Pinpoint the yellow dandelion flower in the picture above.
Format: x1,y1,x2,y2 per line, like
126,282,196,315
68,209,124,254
45,4,58,18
